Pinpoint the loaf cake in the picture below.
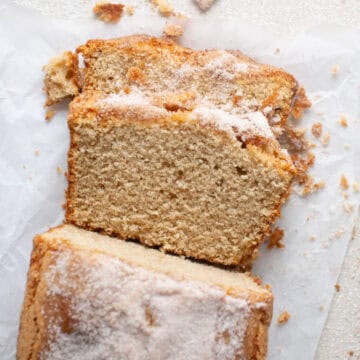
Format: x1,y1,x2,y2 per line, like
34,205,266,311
17,224,273,360
76,35,310,135
65,90,294,266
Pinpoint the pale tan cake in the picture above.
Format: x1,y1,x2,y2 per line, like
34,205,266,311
76,35,310,134
43,51,81,106
17,225,273,360
65,90,294,266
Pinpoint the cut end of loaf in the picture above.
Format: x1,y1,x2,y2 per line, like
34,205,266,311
65,92,293,267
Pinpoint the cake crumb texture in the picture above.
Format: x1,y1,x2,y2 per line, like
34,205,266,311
66,91,294,266
43,51,81,106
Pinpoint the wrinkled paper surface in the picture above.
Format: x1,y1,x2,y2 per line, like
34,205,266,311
0,1,359,359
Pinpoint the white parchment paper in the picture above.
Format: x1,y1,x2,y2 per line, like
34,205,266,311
0,1,359,359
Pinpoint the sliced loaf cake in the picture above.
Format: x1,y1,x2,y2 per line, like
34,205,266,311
65,90,294,266
17,224,273,360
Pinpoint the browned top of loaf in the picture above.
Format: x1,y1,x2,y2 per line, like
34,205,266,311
77,35,310,129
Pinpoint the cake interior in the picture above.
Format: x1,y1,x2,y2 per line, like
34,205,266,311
67,99,292,266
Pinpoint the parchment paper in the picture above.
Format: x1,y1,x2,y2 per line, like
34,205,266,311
0,1,359,359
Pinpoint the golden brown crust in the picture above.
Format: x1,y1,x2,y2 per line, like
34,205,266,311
16,236,53,360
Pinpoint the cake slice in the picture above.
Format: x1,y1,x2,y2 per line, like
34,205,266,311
77,35,310,134
65,90,294,266
17,224,273,360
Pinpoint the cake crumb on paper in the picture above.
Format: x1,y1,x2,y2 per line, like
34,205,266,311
34,149,40,156
151,0,174,17
309,235,316,241
348,350,354,357
277,311,291,325
163,23,184,38
344,143,350,150
343,201,354,213
267,227,285,249
126,5,134,15
335,283,341,292
45,109,56,121
322,132,330,146
93,2,124,23
331,64,340,75
339,115,348,127
352,182,359,192
311,122,322,138
56,166,63,175
194,0,216,11
340,175,349,190
275,48,280,54
319,305,324,311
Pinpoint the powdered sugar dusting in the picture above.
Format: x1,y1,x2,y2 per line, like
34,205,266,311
203,52,250,80
42,247,253,359
192,104,275,141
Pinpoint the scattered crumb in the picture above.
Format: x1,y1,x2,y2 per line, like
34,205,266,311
194,0,216,11
348,350,354,357
22,165,26,169
343,201,354,213
45,109,56,121
335,230,345,238
93,2,124,23
335,283,341,292
339,115,348,127
344,143,350,150
352,182,359,192
126,5,134,15
252,276,263,286
309,236,316,241
163,23,184,38
331,64,340,75
291,87,312,120
277,311,291,325
151,0,174,17
275,48,280,54
322,132,330,146
319,305,324,311
343,191,349,199
311,122,323,138
56,166,63,175
267,227,285,249
340,175,349,190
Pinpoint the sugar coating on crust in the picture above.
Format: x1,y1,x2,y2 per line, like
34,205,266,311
76,35,309,132
18,227,272,360
94,89,276,143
